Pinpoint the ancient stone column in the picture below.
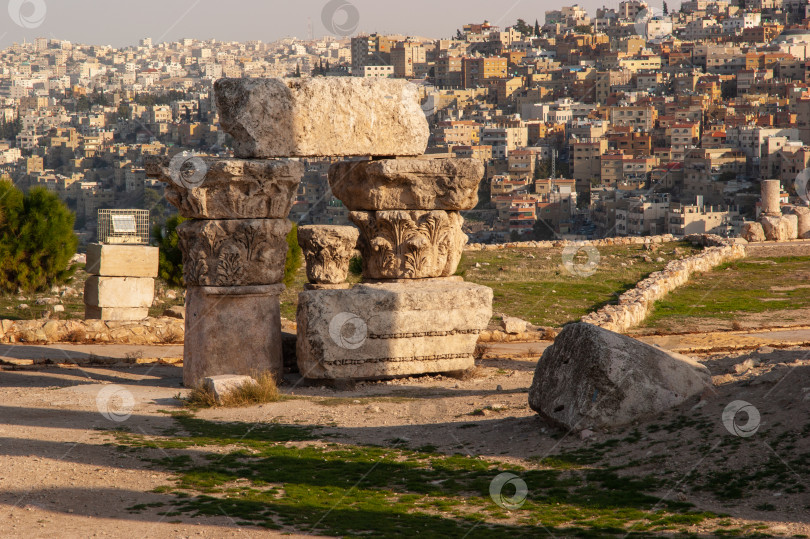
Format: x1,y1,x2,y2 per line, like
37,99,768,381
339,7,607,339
760,180,782,217
296,156,493,380
150,156,303,387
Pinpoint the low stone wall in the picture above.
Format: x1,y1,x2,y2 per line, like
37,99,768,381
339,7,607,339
581,234,746,333
466,234,680,251
0,317,184,345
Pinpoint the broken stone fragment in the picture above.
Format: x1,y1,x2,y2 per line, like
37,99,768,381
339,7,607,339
793,206,810,238
350,210,467,280
177,219,291,286
760,215,797,242
328,158,484,211
528,323,712,430
214,77,429,158
297,225,359,285
296,280,493,379
203,375,257,403
151,157,304,219
740,221,765,243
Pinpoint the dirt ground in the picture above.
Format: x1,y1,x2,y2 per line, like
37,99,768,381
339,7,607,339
1,337,808,538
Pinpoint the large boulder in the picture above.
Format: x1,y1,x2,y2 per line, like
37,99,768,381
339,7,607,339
740,221,765,243
528,323,711,430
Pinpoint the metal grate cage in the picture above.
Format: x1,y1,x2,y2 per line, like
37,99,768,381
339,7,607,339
97,209,150,244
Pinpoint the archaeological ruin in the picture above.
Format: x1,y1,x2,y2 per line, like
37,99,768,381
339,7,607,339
152,78,492,385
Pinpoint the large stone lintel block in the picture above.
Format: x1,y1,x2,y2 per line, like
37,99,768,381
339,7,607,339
296,281,493,380
350,210,466,279
86,244,159,277
214,78,429,158
84,276,155,308
151,157,304,219
177,219,291,286
329,158,484,211
183,284,285,387
84,306,149,321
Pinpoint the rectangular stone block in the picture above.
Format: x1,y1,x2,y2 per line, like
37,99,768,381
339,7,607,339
329,158,484,211
86,244,159,277
183,285,284,387
296,281,493,379
214,78,429,158
84,306,149,321
150,157,304,219
84,276,155,308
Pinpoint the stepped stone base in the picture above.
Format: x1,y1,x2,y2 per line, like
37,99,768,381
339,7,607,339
296,281,493,380
183,284,284,388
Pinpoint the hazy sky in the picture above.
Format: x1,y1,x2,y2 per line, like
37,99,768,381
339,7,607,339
1,0,664,49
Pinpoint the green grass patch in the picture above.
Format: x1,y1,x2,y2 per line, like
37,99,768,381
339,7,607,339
108,413,737,537
645,255,810,330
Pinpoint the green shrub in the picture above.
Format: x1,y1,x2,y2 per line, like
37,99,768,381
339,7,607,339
349,255,362,276
284,224,302,287
154,214,187,287
0,183,78,293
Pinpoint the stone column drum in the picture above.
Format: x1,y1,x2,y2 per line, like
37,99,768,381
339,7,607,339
150,156,303,387
760,180,782,217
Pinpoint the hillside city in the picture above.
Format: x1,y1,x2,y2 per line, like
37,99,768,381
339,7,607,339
2,0,810,244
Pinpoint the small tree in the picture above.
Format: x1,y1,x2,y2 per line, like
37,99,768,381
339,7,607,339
154,215,187,287
284,224,302,287
0,183,77,293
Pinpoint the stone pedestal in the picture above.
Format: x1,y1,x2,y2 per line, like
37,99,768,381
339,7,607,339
84,244,158,321
184,284,284,387
296,281,493,380
760,180,782,216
